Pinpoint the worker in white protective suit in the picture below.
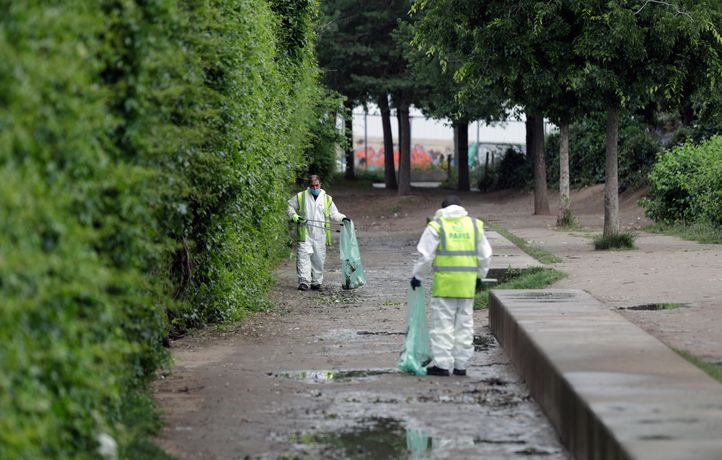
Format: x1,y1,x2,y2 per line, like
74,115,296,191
410,195,492,376
287,175,348,291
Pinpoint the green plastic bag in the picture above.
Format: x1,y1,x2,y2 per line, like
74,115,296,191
340,219,366,290
397,286,430,376
406,428,431,456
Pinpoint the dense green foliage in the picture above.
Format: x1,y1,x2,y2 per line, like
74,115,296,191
413,0,722,233
303,88,346,181
485,110,664,193
0,0,328,457
641,136,722,226
646,221,722,245
545,112,661,190
675,349,722,385
494,149,533,191
486,223,561,264
474,267,567,309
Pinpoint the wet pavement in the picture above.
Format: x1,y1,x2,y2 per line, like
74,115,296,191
155,208,569,459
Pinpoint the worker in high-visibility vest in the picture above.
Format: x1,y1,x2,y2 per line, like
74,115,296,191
410,195,492,376
287,175,348,291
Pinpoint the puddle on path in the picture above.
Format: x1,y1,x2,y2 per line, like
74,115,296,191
271,368,397,383
619,303,689,311
289,416,556,459
292,417,406,459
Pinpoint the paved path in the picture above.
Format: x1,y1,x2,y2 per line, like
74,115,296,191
154,224,568,459
480,206,722,364
153,184,722,458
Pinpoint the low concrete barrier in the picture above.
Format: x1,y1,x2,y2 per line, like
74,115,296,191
489,289,722,460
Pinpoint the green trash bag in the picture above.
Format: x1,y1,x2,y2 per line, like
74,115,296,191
340,219,366,290
406,428,431,456
397,286,430,376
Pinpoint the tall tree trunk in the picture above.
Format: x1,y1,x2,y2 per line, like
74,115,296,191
452,123,459,184
528,113,550,214
343,99,355,180
378,94,397,190
681,103,695,127
455,120,470,191
557,120,572,225
397,100,411,196
604,107,620,236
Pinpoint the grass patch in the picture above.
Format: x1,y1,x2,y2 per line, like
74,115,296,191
569,231,595,239
487,223,561,264
593,231,636,250
674,349,722,385
622,303,688,311
555,211,579,230
646,221,722,245
474,267,567,310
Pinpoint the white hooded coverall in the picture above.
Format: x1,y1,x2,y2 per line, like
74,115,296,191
412,204,492,371
287,189,345,287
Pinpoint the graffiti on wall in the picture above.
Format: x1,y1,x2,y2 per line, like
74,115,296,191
354,145,448,170
354,142,525,170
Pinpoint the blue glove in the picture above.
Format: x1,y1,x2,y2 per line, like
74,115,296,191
410,277,421,290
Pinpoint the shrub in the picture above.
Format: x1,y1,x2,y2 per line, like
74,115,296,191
303,89,346,181
0,3,163,455
476,165,498,192
0,0,328,457
641,136,722,225
593,232,637,250
495,148,532,190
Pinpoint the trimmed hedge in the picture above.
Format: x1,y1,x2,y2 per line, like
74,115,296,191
0,0,326,457
641,136,722,225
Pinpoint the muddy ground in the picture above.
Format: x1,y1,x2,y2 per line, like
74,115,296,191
153,182,722,459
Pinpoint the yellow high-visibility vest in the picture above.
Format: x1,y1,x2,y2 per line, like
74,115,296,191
295,191,333,246
428,216,482,298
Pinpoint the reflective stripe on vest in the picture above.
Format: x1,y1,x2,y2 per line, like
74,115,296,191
296,191,333,246
429,216,482,298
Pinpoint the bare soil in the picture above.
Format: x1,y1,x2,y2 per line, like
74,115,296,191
152,182,722,459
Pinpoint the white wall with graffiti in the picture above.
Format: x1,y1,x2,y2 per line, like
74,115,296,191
349,104,528,171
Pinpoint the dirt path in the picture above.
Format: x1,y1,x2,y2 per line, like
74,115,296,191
153,185,568,459
476,184,722,364
153,183,722,458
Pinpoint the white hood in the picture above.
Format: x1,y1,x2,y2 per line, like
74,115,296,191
433,204,468,220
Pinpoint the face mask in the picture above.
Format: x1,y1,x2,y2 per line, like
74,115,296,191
309,188,320,197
